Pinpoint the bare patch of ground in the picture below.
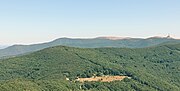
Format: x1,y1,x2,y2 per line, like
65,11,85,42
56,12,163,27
75,76,128,82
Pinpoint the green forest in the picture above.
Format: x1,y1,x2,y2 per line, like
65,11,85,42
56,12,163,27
0,43,179,91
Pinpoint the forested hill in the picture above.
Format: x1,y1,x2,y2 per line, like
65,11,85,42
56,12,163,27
0,43,179,91
0,37,180,58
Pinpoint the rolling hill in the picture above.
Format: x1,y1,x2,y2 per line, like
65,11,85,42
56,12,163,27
0,36,179,58
0,43,179,91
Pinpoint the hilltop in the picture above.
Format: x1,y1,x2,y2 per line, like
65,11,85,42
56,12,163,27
0,43,179,90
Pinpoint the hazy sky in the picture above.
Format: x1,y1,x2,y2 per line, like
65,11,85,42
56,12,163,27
0,0,180,45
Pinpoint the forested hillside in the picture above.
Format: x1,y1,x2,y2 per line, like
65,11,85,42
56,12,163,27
0,37,179,58
0,43,179,91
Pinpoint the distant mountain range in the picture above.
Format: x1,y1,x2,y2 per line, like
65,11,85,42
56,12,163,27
0,36,179,58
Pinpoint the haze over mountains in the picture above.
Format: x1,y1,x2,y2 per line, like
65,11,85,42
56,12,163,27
0,45,8,49
0,36,180,58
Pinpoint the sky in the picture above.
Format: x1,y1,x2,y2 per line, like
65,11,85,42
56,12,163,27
0,0,180,45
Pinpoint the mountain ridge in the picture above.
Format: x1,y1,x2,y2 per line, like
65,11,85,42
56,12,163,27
0,36,179,58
